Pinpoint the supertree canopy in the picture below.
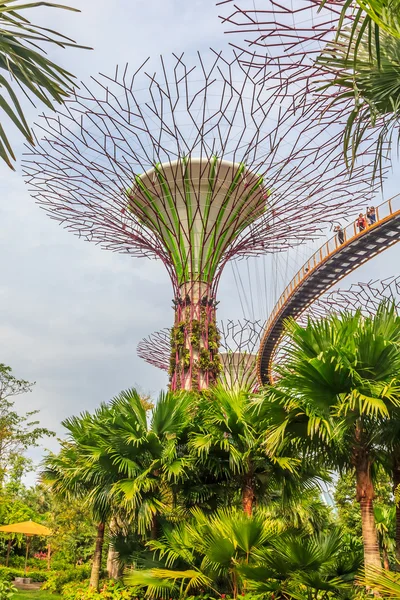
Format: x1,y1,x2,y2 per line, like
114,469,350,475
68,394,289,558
24,50,377,391
137,320,265,391
219,0,344,76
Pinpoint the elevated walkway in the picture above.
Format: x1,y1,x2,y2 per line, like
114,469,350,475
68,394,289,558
258,194,400,384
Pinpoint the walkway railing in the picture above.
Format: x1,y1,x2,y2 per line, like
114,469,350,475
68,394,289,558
259,193,400,380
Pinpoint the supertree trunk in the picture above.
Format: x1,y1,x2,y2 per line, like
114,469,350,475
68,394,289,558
170,282,220,390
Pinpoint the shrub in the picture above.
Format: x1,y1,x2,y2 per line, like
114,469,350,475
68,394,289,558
62,580,143,600
0,567,47,582
0,581,16,600
7,557,48,571
42,566,92,593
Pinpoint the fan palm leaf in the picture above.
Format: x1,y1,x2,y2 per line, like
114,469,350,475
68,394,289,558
0,0,89,168
362,565,400,597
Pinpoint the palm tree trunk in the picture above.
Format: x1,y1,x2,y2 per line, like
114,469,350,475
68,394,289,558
242,475,255,516
106,546,120,580
90,522,105,589
353,430,381,570
106,518,121,580
383,547,390,571
393,454,400,564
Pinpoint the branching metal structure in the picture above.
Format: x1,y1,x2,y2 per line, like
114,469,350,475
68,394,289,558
23,50,377,391
306,276,400,319
271,276,400,380
218,0,345,77
137,319,265,391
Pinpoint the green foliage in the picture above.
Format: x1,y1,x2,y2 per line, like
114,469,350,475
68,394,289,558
316,0,400,179
41,566,91,593
241,528,363,599
363,565,400,597
126,507,362,599
0,581,16,600
190,321,201,350
0,363,54,487
44,495,96,566
0,1,89,169
62,580,143,600
260,303,400,569
0,567,47,582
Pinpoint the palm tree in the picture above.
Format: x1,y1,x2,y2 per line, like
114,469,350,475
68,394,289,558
43,388,196,587
41,409,117,589
189,385,324,516
127,507,362,600
363,565,400,597
0,1,88,169
263,303,400,570
320,0,400,59
104,388,194,535
240,528,363,599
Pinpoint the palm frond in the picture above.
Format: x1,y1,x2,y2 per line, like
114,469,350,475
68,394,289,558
0,0,90,168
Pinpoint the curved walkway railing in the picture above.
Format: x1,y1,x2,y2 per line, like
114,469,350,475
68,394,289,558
257,193,400,385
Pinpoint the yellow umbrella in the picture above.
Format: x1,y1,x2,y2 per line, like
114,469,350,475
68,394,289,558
0,520,52,575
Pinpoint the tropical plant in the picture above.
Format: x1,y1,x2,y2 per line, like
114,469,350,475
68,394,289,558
126,507,278,598
363,565,400,597
317,23,400,178
42,388,195,588
261,302,400,570
41,408,120,589
0,580,16,600
0,1,88,169
189,385,325,516
377,406,400,562
126,507,363,600
313,0,400,179
374,505,396,569
320,0,400,62
240,528,363,599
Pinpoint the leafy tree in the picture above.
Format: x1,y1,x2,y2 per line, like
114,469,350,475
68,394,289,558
42,415,115,589
0,363,54,486
0,1,88,169
262,303,400,570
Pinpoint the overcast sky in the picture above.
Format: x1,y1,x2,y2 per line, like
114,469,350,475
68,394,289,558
0,0,399,479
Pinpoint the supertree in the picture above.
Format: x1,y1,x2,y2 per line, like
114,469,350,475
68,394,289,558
23,50,377,391
137,319,265,391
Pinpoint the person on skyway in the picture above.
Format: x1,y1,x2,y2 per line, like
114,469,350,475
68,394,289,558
367,206,377,225
356,213,367,232
334,225,344,245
